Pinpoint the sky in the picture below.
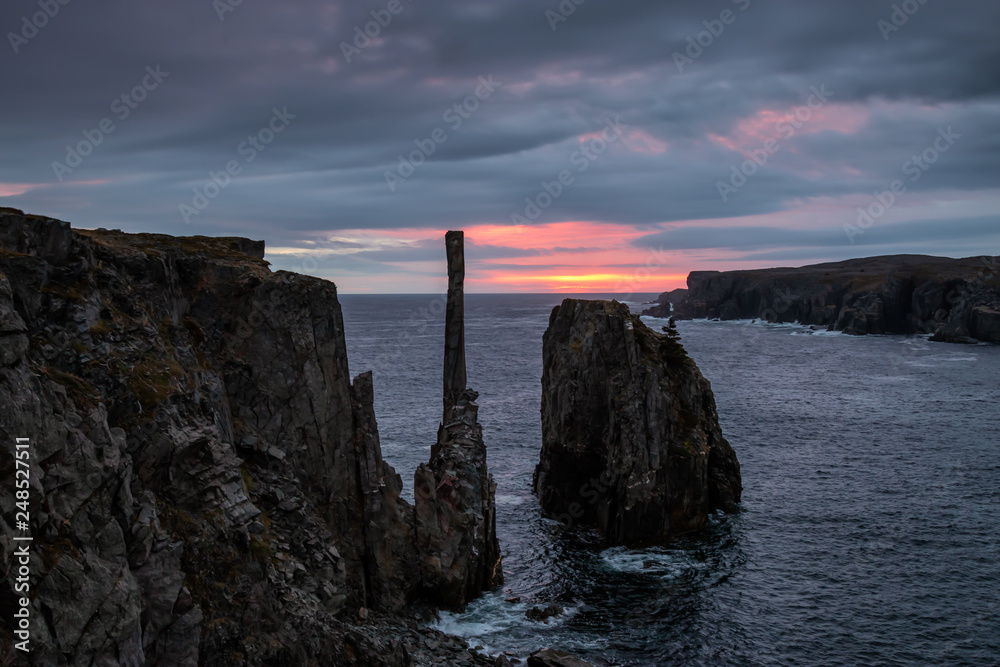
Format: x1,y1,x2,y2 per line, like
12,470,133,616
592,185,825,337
2,0,998,293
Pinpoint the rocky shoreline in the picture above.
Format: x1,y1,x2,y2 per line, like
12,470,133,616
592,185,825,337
1,208,741,665
642,255,1000,344
0,209,510,665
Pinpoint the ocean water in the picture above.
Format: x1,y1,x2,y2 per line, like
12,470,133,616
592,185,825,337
339,293,1000,666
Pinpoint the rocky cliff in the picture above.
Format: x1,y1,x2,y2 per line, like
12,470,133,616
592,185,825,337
654,255,1000,343
534,299,741,545
0,209,501,665
641,288,687,318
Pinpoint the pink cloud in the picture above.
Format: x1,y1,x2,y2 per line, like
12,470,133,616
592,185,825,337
0,183,42,197
709,103,870,156
622,128,668,154
289,221,691,293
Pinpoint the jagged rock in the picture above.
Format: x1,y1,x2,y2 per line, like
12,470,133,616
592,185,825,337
525,603,562,622
414,231,502,610
534,299,741,545
641,288,688,318
969,306,1000,343
0,209,501,665
836,292,885,335
528,648,595,666
0,274,28,366
668,254,1000,344
350,370,418,611
443,230,468,417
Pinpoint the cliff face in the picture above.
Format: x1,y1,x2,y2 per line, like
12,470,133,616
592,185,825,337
641,288,687,318
534,299,741,545
665,255,1000,343
0,209,500,665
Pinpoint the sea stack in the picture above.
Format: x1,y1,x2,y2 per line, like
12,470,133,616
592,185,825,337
0,210,501,664
413,231,503,609
534,299,741,545
442,230,467,419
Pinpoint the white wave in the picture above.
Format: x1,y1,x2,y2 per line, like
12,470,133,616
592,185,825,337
430,594,525,645
494,494,527,505
600,546,699,578
429,593,589,657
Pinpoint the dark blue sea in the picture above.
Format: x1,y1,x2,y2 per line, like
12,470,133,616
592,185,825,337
339,293,1000,666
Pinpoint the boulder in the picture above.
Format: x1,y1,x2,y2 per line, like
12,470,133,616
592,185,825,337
528,648,595,666
526,603,563,622
969,306,1000,343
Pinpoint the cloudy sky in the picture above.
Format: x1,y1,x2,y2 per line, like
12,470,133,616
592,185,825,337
2,0,998,292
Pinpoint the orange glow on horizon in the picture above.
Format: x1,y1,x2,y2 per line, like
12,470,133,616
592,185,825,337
480,271,689,292
275,220,693,293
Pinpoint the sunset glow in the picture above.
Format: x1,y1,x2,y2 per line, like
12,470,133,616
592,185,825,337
3,2,995,296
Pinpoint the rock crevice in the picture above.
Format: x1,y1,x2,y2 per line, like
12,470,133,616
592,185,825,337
0,209,500,665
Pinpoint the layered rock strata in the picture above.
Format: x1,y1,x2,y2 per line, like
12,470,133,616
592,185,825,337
648,255,1000,343
0,209,500,665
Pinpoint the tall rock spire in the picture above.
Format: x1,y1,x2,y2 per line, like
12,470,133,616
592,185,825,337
413,230,503,609
443,230,467,420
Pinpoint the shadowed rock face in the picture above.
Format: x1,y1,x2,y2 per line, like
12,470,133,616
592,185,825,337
641,288,688,318
534,299,741,546
0,209,500,664
528,647,596,666
443,230,467,419
414,230,503,610
659,255,1000,344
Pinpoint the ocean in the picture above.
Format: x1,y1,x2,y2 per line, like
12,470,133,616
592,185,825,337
339,293,1000,666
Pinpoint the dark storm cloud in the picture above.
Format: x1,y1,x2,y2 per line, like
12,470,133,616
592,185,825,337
1,0,998,280
634,216,1000,252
